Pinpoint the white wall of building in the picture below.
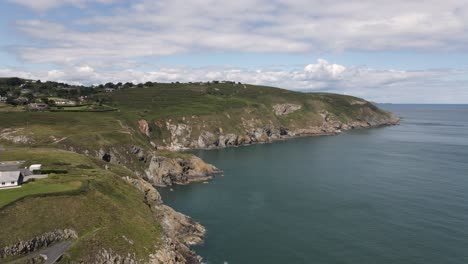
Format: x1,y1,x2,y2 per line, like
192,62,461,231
0,180,19,188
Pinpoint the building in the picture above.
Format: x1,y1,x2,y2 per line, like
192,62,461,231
20,88,33,94
0,171,24,189
0,96,7,103
105,88,115,93
29,164,42,171
28,103,48,111
53,99,77,106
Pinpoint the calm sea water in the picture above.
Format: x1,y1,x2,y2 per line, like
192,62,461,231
159,105,468,264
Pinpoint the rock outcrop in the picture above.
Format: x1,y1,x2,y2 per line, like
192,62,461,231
92,249,138,264
0,229,77,259
144,155,221,186
138,120,151,137
123,178,205,264
153,107,400,151
273,103,302,116
123,176,163,205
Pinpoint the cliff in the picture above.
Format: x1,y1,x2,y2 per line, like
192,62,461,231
0,81,400,263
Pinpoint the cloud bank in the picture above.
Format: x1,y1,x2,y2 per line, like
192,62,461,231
2,59,467,104
2,0,468,103
8,0,468,65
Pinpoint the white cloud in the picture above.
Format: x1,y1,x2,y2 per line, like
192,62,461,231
2,59,467,103
3,0,468,103
7,0,114,11
8,0,468,65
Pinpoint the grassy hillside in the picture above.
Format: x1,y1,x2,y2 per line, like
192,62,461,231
0,82,393,151
0,80,398,262
0,148,162,262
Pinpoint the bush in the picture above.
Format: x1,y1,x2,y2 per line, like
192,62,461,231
34,169,68,174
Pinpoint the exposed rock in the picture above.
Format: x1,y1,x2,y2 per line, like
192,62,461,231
224,133,238,146
138,119,151,137
28,254,47,264
197,131,216,148
273,103,302,116
123,176,162,205
151,236,202,264
166,122,193,150
157,205,205,247
92,249,138,264
0,128,33,144
124,179,205,264
0,229,77,259
350,100,367,105
144,155,220,186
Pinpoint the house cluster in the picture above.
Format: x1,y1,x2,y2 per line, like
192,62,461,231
28,103,48,111
0,161,46,189
53,98,77,106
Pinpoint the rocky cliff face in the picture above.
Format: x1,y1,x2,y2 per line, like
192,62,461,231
0,229,77,259
91,249,139,264
273,103,302,116
123,177,205,264
145,106,399,151
144,155,220,186
96,146,221,187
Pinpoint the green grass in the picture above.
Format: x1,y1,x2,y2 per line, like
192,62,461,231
0,148,162,262
0,180,82,208
49,104,117,112
0,83,393,155
0,103,23,112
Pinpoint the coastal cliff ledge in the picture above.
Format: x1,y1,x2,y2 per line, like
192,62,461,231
0,80,400,263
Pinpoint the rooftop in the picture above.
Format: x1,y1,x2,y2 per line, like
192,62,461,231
0,171,21,182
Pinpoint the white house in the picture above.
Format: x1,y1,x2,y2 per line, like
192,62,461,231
0,171,24,189
54,99,77,106
29,164,42,171
0,96,7,103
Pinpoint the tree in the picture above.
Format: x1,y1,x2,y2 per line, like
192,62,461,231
5,77,23,86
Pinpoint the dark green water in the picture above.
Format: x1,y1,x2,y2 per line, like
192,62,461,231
159,105,468,264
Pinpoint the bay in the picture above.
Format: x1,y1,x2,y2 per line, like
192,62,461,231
159,105,468,264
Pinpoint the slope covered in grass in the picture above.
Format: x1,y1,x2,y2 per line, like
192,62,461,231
0,82,395,151
0,148,162,262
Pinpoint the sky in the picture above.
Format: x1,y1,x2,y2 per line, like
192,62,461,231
1,0,468,103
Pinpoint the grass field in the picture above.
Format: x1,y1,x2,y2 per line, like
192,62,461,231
0,180,82,208
0,148,162,262
49,104,117,112
0,83,389,153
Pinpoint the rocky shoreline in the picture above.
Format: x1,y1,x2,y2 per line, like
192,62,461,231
124,177,206,264
0,103,400,263
140,107,400,152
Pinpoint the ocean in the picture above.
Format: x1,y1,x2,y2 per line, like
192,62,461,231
159,104,468,264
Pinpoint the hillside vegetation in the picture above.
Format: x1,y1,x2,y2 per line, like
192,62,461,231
0,80,397,151
0,78,399,263
0,148,162,263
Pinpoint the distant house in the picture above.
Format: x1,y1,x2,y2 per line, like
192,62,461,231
28,103,48,111
0,96,7,103
0,171,24,189
53,99,77,106
20,88,33,94
105,88,115,93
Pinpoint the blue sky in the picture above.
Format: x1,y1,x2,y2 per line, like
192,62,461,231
1,0,468,103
